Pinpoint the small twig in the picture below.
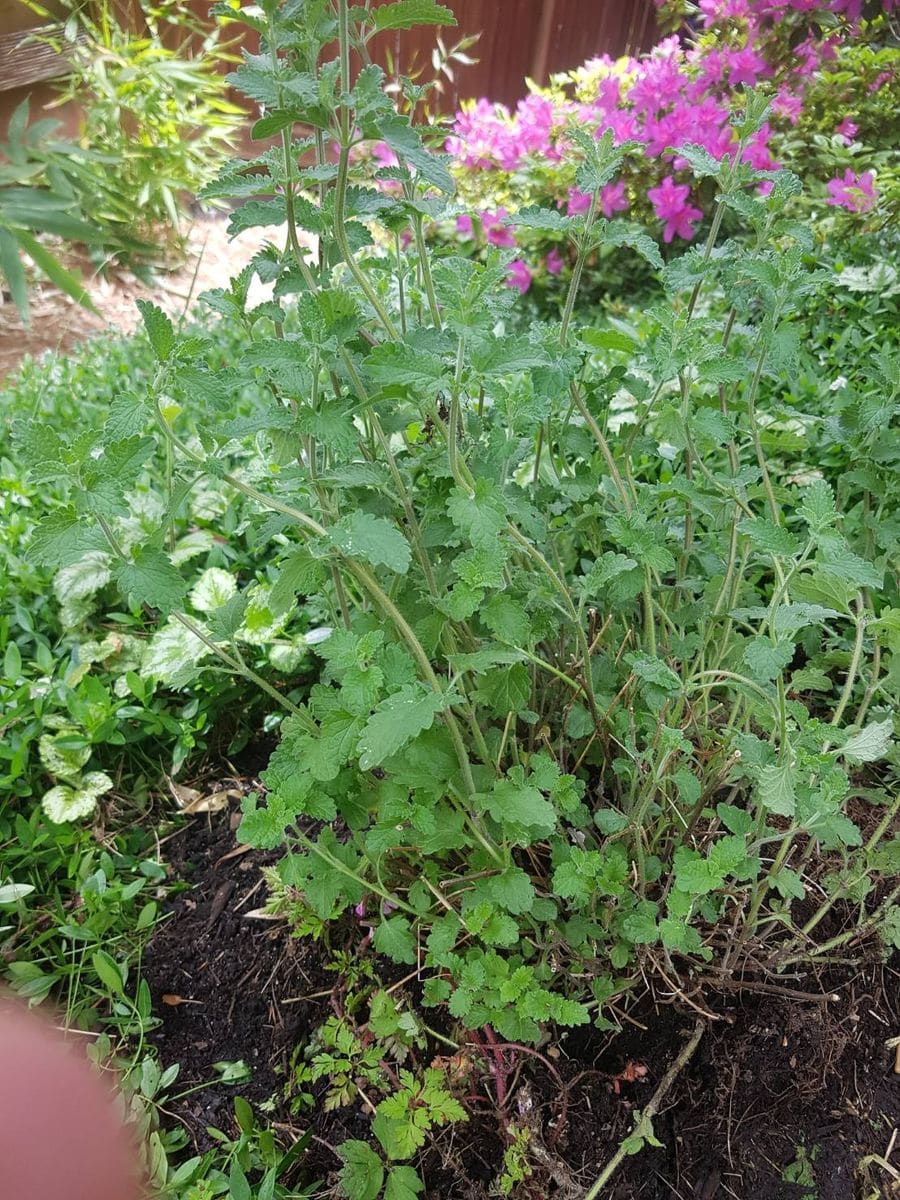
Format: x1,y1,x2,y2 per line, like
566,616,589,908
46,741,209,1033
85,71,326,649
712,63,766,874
583,1018,707,1200
697,977,841,1003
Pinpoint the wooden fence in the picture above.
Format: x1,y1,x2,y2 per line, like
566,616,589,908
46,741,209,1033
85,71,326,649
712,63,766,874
1,0,658,142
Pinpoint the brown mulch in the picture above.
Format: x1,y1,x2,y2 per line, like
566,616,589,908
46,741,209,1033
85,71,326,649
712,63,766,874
143,794,900,1200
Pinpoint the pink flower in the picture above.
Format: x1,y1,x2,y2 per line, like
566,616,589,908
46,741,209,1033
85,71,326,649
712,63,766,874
772,87,804,124
482,207,516,247
600,181,628,217
835,118,858,141
545,247,564,275
826,168,878,213
456,213,474,237
566,187,592,216
371,141,399,169
647,176,703,242
506,259,532,293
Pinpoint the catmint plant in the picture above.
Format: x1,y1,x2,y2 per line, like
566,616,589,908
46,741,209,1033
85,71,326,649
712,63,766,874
19,0,898,1076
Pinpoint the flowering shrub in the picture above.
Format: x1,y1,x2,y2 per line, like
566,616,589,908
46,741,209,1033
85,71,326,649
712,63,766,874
443,2,899,293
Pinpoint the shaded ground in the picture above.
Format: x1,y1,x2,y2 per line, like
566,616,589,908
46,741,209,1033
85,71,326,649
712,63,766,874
144,799,900,1200
0,214,273,380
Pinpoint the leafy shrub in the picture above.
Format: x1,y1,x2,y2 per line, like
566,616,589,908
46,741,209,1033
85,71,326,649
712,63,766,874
13,0,899,1190
1,322,328,819
43,0,243,261
437,1,899,299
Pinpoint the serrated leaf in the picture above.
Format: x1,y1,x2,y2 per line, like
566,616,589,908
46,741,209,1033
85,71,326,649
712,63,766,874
484,775,557,842
104,392,151,441
755,760,796,817
329,513,411,574
672,142,724,178
357,686,452,769
738,518,800,557
384,1166,424,1200
365,340,448,391
115,546,186,613
798,479,837,532
338,1140,384,1200
30,511,107,568
743,637,794,682
839,719,894,765
136,300,175,362
673,847,720,895
374,916,417,965
375,112,455,194
447,480,507,546
373,0,455,30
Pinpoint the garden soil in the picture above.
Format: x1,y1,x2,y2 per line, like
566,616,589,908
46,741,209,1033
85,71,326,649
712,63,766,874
144,796,899,1200
0,214,274,380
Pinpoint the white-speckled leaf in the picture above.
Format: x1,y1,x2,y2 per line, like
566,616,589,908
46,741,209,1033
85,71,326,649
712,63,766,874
190,567,237,612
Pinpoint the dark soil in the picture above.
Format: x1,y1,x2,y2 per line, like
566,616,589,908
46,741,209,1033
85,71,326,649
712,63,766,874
144,799,900,1200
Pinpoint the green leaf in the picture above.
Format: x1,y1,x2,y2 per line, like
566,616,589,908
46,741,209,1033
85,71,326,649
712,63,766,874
755,760,796,817
115,546,187,613
385,1166,425,1200
374,916,417,965
672,142,724,179
190,568,237,613
738,518,800,558
13,228,96,314
798,480,837,533
487,868,535,915
373,0,455,30
839,719,894,765
375,113,456,195
136,299,175,362
0,228,29,322
92,949,125,996
743,637,795,682
30,511,107,568
338,1142,384,1200
447,480,507,547
41,773,113,823
330,513,411,574
484,774,557,843
357,686,453,769
673,847,720,895
365,340,448,391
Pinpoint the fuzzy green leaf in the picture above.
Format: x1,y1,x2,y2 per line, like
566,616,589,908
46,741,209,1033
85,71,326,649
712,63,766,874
357,686,453,769
330,513,411,574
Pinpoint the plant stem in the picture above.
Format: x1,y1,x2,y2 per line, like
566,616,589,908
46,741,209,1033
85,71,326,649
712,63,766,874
583,1019,706,1199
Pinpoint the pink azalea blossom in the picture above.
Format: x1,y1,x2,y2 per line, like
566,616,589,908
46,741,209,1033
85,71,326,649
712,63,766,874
835,117,858,140
455,213,474,237
481,207,516,248
826,168,878,213
506,259,532,293
600,181,628,217
566,188,593,216
545,247,564,275
647,176,704,242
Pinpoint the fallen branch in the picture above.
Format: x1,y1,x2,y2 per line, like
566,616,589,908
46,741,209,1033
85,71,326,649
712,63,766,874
583,1017,707,1200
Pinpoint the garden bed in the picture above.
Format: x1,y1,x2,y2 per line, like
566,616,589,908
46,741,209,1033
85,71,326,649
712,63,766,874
144,797,900,1200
